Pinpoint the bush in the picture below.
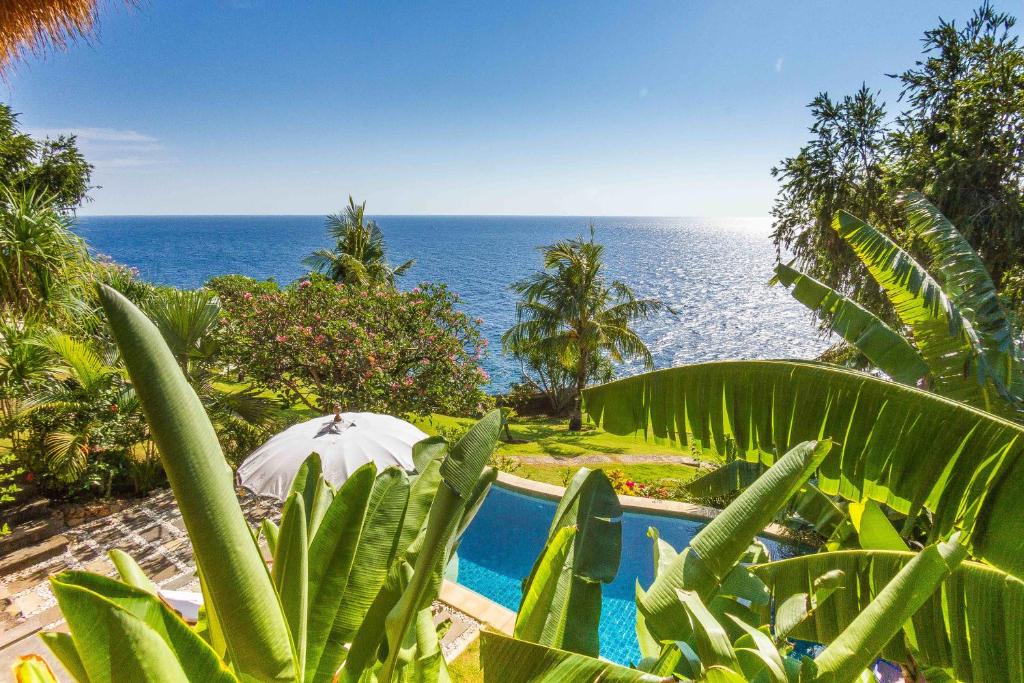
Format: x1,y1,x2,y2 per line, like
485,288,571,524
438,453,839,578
210,274,490,416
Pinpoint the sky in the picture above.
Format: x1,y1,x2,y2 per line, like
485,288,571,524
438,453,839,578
2,0,1009,216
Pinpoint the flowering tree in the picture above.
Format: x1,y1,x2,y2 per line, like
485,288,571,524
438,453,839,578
210,274,491,417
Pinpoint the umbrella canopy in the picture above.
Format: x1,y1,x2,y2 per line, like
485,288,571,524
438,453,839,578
237,412,427,500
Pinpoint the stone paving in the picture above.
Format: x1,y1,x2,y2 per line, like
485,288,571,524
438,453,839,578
0,489,280,639
0,487,480,674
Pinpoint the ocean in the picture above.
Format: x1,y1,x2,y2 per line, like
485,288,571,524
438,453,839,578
74,215,829,392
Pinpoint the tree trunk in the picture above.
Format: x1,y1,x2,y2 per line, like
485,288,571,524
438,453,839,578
569,352,586,431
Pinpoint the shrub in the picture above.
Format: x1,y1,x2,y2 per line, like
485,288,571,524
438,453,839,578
210,274,490,416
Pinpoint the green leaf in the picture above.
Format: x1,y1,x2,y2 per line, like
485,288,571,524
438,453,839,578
39,632,89,683
304,463,376,682
108,549,157,595
515,468,622,657
411,436,448,473
50,572,236,682
808,536,968,682
315,467,410,682
287,453,334,538
903,191,1018,398
637,440,830,642
514,526,577,642
676,590,739,671
272,493,308,674
478,631,667,682
832,210,995,409
582,360,1024,578
379,410,502,681
97,284,295,681
755,546,1022,682
261,519,280,558
681,460,765,498
772,262,928,385
848,499,907,551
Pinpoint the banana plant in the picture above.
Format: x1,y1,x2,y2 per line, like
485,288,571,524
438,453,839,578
35,283,502,683
583,360,1024,579
478,441,970,681
772,193,1022,414
514,467,622,657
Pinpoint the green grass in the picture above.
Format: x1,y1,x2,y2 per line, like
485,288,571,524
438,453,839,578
448,636,483,682
412,414,699,459
515,461,700,488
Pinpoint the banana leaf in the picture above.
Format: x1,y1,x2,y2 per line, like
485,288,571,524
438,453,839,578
771,262,928,385
97,284,295,680
903,191,1018,397
515,468,622,657
272,493,308,674
48,572,236,682
802,537,967,683
478,631,666,682
582,360,1024,578
681,460,764,499
754,547,1023,682
832,210,996,409
636,440,831,642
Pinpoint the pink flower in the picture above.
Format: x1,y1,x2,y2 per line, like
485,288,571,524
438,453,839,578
403,376,414,386
275,334,289,343
300,280,312,288
626,481,635,488
243,292,254,301
412,287,421,294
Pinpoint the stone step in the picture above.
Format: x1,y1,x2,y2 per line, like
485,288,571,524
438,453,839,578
0,517,64,557
0,499,52,528
440,617,471,648
0,534,68,577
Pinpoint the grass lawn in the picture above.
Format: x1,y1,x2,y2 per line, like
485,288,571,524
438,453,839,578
448,636,483,682
515,461,700,488
412,414,703,460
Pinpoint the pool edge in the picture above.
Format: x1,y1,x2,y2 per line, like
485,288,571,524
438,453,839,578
495,471,800,544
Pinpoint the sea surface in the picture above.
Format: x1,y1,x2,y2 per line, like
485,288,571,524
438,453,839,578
74,215,830,392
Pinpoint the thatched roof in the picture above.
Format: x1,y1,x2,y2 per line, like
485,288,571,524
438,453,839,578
0,0,106,70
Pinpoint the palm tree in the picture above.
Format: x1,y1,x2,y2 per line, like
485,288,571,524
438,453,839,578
0,186,90,320
304,197,413,287
502,229,666,430
773,192,1023,417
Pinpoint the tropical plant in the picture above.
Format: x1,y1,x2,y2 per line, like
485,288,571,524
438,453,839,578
502,229,666,430
304,197,414,287
773,194,1022,415
143,286,278,462
0,186,91,320
30,283,503,682
583,360,1024,579
210,274,490,417
772,4,1024,316
505,333,613,415
479,439,978,682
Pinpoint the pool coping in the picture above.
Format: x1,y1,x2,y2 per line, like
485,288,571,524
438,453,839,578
495,471,801,544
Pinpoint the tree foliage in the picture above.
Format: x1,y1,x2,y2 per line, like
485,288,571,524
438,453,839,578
304,197,413,287
210,274,490,417
502,229,665,427
771,3,1024,321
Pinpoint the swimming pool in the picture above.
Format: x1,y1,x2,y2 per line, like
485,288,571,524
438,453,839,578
454,484,802,665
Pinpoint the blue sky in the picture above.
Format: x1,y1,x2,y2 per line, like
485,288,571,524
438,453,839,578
3,1,1003,215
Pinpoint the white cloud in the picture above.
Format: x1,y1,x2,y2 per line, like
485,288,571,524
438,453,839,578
774,57,784,73
26,126,165,170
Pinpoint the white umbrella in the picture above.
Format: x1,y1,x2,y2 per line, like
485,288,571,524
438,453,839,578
237,411,428,500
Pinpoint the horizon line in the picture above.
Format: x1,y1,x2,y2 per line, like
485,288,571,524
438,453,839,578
75,212,773,219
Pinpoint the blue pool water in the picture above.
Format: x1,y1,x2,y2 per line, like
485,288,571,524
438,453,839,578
455,485,802,665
